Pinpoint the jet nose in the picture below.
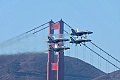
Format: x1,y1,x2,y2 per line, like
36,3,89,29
89,39,92,42
89,31,93,34
67,39,70,41
66,47,70,49
87,31,93,34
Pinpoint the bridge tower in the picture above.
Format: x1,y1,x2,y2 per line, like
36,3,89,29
47,19,64,80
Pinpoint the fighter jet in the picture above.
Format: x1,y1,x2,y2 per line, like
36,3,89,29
69,37,91,46
49,45,70,52
70,28,93,37
46,36,69,43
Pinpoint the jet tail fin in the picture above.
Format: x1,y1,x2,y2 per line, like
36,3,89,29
49,45,53,48
48,36,53,40
71,28,76,34
70,37,75,42
48,36,54,43
49,45,55,51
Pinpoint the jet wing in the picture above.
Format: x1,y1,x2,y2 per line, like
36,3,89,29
78,39,91,42
75,39,91,43
53,38,69,43
75,39,83,43
53,39,62,43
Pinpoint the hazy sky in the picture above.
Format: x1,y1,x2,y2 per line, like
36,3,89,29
0,0,120,72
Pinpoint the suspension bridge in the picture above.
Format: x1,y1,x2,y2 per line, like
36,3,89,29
0,19,120,80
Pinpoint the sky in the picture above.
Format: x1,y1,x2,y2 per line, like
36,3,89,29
0,0,120,73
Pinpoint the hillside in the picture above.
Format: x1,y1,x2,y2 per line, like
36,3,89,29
93,70,120,80
0,53,105,80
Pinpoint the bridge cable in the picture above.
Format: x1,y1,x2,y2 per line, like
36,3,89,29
81,43,120,70
64,30,69,34
99,49,101,69
63,21,73,28
64,22,120,65
32,26,49,34
26,21,49,33
64,29,120,71
0,21,49,45
90,42,120,64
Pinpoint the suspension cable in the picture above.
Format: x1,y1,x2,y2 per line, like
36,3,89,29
2,22,49,43
63,22,120,65
33,26,49,34
90,42,120,64
0,21,49,44
26,21,49,33
63,21,73,28
64,28,120,70
82,43,120,70
64,30,69,34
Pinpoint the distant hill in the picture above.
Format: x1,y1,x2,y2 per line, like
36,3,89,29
93,70,120,80
0,53,105,80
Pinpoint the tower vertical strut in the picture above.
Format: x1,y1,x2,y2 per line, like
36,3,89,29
47,19,64,80
47,20,54,80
